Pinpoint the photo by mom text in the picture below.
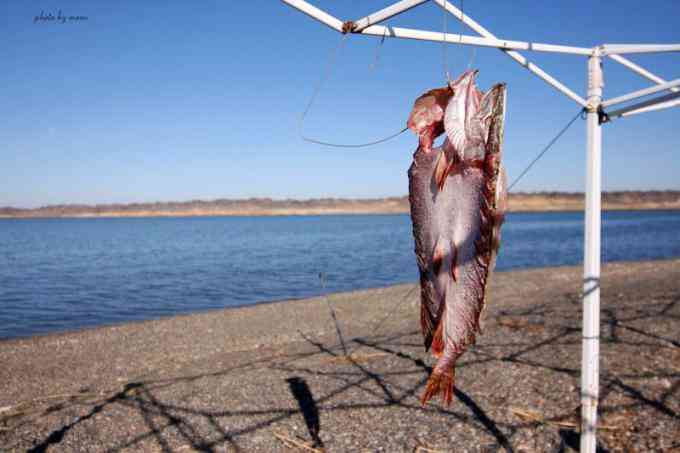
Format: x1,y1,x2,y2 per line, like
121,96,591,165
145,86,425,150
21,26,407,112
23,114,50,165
34,10,88,24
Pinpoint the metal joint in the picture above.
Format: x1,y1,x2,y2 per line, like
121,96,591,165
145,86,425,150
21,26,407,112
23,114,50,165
341,21,355,34
597,106,610,125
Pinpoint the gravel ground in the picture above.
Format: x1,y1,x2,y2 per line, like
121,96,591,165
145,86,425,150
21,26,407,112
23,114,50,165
1,260,678,452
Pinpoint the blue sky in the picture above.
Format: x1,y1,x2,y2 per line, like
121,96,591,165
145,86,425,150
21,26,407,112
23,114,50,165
1,1,679,208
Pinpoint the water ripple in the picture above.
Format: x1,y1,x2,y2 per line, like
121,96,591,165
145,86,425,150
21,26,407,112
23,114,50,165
1,211,679,339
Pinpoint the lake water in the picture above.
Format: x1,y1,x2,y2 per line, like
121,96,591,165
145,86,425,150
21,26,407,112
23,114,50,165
1,210,679,340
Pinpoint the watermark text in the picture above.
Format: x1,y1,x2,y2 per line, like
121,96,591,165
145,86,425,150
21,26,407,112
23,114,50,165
34,10,88,24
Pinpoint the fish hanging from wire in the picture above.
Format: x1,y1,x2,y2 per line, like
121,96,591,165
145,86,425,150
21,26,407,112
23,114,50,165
407,70,508,405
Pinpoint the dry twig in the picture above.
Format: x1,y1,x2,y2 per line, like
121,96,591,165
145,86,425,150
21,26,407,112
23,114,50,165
510,407,618,430
272,430,323,452
0,383,141,430
320,352,388,364
414,438,446,453
496,317,545,332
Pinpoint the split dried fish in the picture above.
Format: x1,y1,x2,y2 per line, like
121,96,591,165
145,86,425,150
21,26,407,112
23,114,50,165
407,70,507,405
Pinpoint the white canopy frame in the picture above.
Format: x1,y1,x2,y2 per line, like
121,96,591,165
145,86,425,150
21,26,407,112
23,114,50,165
281,1,680,451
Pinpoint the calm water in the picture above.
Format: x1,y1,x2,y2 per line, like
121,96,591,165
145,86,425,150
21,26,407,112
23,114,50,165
1,211,679,339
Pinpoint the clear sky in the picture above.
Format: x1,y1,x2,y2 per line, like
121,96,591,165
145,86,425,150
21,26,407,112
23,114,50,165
1,1,679,208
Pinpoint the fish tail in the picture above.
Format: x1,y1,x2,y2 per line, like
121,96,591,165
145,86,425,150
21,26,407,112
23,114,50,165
420,369,455,406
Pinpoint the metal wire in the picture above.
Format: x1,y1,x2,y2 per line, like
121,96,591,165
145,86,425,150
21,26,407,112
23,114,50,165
442,0,449,81
369,26,388,72
462,0,478,70
301,22,582,185
299,35,408,149
302,127,408,148
442,0,477,79
507,108,585,192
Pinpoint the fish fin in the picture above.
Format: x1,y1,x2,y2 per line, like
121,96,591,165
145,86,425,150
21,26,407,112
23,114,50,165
430,316,445,358
429,238,448,355
420,300,434,349
424,268,446,353
419,276,440,351
477,297,488,334
450,242,459,282
431,241,445,275
433,151,449,191
420,370,455,406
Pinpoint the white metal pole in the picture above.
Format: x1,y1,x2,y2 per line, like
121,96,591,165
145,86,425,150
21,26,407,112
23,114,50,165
605,90,680,120
432,0,588,107
601,78,680,108
280,0,344,32
615,98,680,118
352,0,429,32
581,50,603,453
608,54,680,93
358,25,592,55
601,43,680,55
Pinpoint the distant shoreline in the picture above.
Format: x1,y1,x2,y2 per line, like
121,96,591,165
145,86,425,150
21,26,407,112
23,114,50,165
1,206,679,220
1,191,679,219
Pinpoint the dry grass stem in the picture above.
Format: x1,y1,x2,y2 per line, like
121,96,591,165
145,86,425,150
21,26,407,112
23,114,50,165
413,438,446,453
320,352,388,364
272,430,323,452
510,407,619,431
496,317,545,332
0,384,137,427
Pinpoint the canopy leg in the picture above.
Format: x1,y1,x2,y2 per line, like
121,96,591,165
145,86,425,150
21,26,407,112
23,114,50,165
581,50,603,453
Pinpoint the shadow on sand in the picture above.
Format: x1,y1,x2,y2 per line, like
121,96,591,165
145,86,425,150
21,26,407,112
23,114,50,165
5,288,678,452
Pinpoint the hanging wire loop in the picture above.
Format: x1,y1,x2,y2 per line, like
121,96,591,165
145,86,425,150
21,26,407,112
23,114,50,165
299,34,409,149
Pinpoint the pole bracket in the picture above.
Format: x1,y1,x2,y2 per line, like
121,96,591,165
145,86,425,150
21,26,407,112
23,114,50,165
597,106,610,125
341,20,356,34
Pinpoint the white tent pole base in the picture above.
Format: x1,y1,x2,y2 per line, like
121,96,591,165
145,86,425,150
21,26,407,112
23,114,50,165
581,51,603,453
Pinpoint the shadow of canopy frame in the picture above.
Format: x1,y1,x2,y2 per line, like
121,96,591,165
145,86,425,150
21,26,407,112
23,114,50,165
280,1,680,451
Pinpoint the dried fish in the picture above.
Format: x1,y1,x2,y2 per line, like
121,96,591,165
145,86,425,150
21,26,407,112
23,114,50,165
407,70,507,405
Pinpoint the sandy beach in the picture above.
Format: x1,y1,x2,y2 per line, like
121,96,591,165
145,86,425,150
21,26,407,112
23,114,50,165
2,192,679,219
0,260,678,452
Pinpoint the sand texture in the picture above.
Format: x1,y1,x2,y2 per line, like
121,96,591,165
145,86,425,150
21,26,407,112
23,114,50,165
1,260,678,452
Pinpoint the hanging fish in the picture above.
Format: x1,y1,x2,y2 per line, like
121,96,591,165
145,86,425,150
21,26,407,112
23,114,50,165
407,70,508,405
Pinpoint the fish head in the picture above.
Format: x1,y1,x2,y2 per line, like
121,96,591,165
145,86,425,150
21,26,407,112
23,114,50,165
407,86,453,153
